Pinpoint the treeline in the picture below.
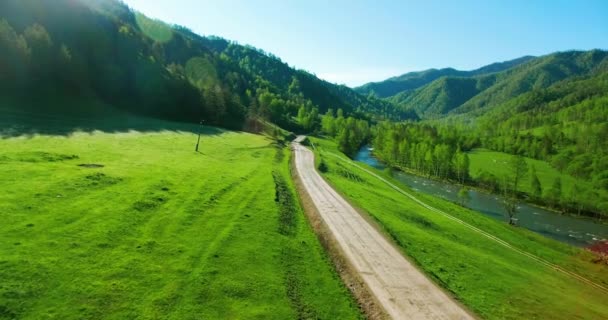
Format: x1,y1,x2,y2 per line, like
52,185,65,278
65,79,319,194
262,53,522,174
476,73,608,188
372,70,608,219
372,122,473,183
318,109,370,156
372,120,608,220
470,73,608,219
0,0,247,128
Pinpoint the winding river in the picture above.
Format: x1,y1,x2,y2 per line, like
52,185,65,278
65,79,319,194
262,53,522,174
354,146,608,247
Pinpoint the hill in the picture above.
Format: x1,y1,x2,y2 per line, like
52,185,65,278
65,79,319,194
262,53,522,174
0,0,400,135
354,56,534,98
384,50,608,118
370,62,608,218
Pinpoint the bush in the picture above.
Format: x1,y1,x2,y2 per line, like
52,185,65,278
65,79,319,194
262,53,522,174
318,160,328,173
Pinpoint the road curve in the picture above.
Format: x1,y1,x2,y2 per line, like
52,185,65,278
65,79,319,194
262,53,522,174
292,136,473,319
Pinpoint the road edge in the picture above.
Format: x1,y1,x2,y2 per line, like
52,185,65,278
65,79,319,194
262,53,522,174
318,152,480,319
289,144,390,320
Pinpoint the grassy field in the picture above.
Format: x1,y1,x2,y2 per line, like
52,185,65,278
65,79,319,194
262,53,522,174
310,137,608,320
468,148,604,200
0,121,362,319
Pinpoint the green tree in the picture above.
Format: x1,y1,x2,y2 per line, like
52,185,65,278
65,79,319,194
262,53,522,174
297,105,307,127
509,155,528,194
23,24,53,75
569,184,584,215
530,166,542,200
0,19,30,85
501,175,519,225
321,109,336,136
454,149,470,183
337,128,352,155
547,177,562,209
458,187,471,207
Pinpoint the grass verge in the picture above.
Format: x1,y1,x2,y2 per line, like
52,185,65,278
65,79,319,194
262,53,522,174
310,137,608,320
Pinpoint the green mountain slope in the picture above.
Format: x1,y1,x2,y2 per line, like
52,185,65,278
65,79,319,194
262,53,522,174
0,0,399,134
354,56,534,98
389,77,481,116
453,50,608,116
387,50,608,118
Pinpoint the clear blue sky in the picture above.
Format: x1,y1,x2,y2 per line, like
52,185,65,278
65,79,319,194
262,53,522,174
121,0,608,87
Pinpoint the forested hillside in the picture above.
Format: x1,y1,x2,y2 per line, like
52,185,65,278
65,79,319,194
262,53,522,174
382,50,608,118
354,56,534,98
0,0,399,133
371,67,608,220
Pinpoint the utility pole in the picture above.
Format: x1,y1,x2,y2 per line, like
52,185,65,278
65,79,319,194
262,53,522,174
195,120,204,152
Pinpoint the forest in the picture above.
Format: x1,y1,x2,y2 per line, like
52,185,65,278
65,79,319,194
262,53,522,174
0,0,398,133
2,0,607,222
370,68,608,220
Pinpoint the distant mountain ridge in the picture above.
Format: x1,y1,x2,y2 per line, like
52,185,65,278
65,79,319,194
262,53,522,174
355,56,535,98
358,50,608,119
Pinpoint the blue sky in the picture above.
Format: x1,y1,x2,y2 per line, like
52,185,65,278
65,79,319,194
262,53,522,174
121,0,608,87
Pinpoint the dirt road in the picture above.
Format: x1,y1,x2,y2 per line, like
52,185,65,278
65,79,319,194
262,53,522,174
292,136,473,319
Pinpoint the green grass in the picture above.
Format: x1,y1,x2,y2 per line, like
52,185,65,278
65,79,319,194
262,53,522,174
310,137,608,320
0,123,361,319
468,148,605,200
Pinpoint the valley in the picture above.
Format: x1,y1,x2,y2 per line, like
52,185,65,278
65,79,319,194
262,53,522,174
1,0,607,319
309,137,608,319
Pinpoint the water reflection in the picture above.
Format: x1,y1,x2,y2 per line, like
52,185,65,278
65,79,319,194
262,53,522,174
354,146,608,247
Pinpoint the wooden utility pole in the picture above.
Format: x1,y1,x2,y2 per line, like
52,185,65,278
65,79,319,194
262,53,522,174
195,120,204,152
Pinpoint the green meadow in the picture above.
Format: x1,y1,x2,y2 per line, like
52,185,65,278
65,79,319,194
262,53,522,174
468,148,607,213
310,137,608,320
0,122,361,319
468,148,588,195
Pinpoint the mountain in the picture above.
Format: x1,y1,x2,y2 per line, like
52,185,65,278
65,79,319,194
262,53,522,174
354,56,534,98
0,0,400,134
387,50,608,118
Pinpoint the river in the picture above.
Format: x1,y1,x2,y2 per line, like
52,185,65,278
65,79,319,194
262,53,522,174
354,146,608,247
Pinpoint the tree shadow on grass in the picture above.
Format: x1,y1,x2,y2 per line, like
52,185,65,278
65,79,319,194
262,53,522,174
0,108,225,138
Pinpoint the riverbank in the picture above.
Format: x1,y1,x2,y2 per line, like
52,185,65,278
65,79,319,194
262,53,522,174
310,136,608,320
355,145,608,247
373,146,606,223
388,158,604,224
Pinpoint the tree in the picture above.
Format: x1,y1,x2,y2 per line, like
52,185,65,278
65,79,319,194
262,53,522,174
508,155,528,195
547,177,562,209
337,128,353,155
569,184,584,215
501,175,519,225
458,187,471,207
321,109,336,136
454,149,470,183
297,105,307,128
0,19,30,86
23,24,53,77
530,166,542,200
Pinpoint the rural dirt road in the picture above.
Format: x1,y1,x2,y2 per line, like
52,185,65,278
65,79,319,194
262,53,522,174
292,136,473,319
